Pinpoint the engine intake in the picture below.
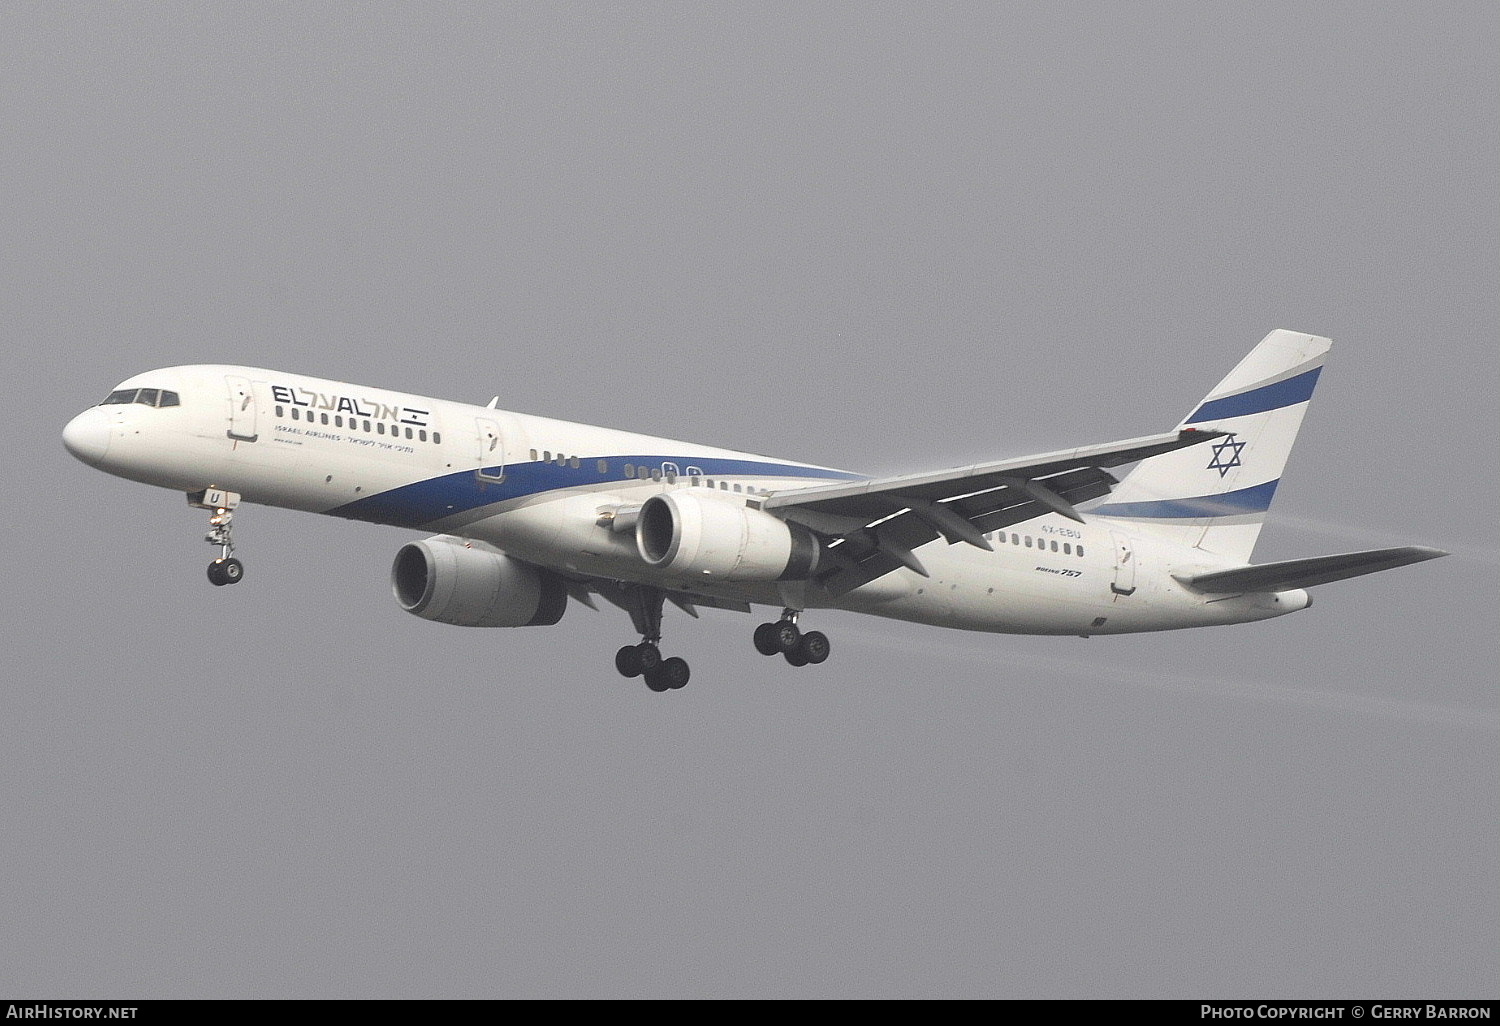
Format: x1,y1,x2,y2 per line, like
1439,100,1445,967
636,491,818,581
392,536,568,627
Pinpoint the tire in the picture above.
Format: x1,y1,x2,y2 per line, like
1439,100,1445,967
799,630,830,665
637,642,662,672
753,622,781,656
773,620,801,653
615,645,644,678
207,561,228,586
644,666,672,692
783,646,810,667
660,656,690,690
220,557,244,584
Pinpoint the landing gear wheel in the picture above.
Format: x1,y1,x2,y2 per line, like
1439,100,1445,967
799,630,830,665
773,620,801,653
617,642,663,679
783,646,810,667
207,557,244,586
639,652,688,692
753,622,782,656
659,656,690,691
615,645,644,678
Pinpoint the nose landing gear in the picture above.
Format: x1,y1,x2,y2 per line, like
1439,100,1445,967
190,489,244,586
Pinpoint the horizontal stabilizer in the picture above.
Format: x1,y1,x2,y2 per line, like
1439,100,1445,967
1176,546,1447,593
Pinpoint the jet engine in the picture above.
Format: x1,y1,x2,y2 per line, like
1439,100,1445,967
392,535,568,627
635,491,819,581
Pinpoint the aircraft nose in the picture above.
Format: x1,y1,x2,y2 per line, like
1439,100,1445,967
62,409,111,466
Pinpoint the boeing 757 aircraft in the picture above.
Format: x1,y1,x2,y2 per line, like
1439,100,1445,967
62,329,1444,691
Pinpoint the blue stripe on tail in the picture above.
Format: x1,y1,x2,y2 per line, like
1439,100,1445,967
1092,479,1279,519
1185,367,1321,424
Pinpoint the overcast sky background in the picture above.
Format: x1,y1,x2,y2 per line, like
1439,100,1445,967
3,1,1494,999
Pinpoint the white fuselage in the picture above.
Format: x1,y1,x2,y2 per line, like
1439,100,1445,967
62,365,1308,637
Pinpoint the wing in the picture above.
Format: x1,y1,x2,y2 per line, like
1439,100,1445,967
559,574,754,617
1174,546,1448,593
758,428,1226,596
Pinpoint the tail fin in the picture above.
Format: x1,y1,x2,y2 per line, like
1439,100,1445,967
1091,329,1331,562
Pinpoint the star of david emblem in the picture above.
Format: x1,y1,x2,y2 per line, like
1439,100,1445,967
1206,434,1246,478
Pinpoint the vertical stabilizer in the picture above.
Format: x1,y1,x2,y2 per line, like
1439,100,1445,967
1090,329,1331,562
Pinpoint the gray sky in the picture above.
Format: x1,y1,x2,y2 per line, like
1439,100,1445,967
3,1,1494,999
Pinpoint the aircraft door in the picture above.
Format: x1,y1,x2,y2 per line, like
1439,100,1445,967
225,375,259,442
475,417,506,484
1109,529,1137,597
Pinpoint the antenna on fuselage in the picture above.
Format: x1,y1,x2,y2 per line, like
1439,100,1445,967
486,397,499,408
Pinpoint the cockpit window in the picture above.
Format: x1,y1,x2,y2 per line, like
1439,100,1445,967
100,388,181,408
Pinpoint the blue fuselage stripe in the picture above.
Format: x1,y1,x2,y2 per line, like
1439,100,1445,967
330,455,863,528
1185,367,1321,424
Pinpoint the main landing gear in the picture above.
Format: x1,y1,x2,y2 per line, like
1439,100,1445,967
753,609,831,668
612,585,691,692
605,590,829,691
615,642,690,693
191,488,244,587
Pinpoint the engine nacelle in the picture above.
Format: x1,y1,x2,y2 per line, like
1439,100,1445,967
635,491,819,581
392,536,568,627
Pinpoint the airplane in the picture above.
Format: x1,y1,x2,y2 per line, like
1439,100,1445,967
62,329,1445,692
